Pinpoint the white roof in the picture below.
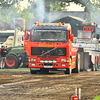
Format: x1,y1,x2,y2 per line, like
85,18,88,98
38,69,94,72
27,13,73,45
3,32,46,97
0,30,15,33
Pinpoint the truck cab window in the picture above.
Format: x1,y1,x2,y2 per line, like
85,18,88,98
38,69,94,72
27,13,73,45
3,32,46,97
31,30,67,42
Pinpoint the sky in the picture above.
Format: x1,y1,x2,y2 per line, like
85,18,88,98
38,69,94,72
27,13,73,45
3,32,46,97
67,3,85,11
20,0,85,11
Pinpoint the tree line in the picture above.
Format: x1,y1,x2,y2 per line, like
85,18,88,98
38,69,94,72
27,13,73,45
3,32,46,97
0,0,100,23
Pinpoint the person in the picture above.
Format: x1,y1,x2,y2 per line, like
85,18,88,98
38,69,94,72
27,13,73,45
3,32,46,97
1,45,8,69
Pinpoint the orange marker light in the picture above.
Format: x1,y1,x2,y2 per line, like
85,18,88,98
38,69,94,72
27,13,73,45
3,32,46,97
58,22,62,26
37,22,40,26
28,57,31,61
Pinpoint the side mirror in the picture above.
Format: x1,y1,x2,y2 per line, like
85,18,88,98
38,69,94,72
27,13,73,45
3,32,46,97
25,33,28,40
70,34,74,41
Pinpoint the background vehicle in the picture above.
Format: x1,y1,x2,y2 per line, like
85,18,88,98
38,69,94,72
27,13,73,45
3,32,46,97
73,22,100,71
0,29,24,48
0,18,28,69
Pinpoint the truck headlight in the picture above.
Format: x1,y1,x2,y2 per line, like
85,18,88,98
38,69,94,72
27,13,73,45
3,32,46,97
40,60,44,63
32,64,35,66
44,60,49,63
48,60,52,63
53,60,57,63
31,58,36,61
61,59,66,62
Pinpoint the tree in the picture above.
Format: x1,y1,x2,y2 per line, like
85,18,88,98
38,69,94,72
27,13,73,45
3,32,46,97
0,0,23,8
50,1,69,11
49,0,100,22
0,5,34,23
20,8,34,22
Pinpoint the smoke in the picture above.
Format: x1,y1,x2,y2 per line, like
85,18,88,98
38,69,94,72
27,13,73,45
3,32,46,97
0,6,22,30
79,0,100,24
0,6,20,22
30,0,45,22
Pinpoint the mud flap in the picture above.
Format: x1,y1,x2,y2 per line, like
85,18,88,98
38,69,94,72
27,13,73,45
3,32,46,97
83,52,89,71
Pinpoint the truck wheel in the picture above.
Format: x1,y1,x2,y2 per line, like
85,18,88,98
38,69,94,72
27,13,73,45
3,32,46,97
30,68,37,74
72,54,80,73
5,55,19,69
64,58,72,74
64,66,72,74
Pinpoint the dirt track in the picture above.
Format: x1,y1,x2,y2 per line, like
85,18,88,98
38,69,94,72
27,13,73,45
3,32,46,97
0,70,100,100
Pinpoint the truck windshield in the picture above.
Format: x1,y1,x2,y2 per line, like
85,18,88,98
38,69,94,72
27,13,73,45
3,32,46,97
31,30,67,42
0,37,7,44
77,30,92,42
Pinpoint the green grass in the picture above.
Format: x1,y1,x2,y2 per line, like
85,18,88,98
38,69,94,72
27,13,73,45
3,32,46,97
98,67,100,71
93,95,100,100
0,68,30,71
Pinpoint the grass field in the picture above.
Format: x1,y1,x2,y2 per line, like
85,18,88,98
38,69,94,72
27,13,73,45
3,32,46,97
0,68,30,71
93,95,100,100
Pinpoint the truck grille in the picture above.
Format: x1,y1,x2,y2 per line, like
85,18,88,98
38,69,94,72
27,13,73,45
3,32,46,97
31,47,66,56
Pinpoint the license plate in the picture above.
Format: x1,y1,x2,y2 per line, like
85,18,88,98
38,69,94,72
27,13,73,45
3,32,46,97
31,68,40,70
44,66,53,68
57,68,66,71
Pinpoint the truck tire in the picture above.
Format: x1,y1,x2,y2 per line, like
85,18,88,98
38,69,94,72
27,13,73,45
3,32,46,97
30,68,37,74
5,55,19,69
64,58,72,74
72,54,80,73
64,66,72,74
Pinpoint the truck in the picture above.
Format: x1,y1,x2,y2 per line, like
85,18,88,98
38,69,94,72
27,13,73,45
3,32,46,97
0,29,28,69
24,22,87,74
73,23,100,71
0,29,24,48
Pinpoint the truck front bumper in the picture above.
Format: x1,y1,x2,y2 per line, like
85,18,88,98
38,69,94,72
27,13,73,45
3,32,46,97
29,62,69,69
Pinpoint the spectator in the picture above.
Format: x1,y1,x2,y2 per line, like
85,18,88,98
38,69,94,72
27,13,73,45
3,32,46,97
1,45,8,69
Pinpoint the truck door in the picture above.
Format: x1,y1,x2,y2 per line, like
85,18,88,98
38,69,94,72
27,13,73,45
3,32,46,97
24,29,31,54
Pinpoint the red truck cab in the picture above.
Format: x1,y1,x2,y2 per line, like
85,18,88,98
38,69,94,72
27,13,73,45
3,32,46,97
24,22,79,74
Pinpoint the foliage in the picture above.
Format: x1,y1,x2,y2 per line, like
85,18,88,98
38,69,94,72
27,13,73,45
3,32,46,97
1,0,100,23
50,1,69,11
0,0,23,8
20,8,34,23
93,95,100,100
0,5,34,23
49,0,100,22
1,68,30,71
